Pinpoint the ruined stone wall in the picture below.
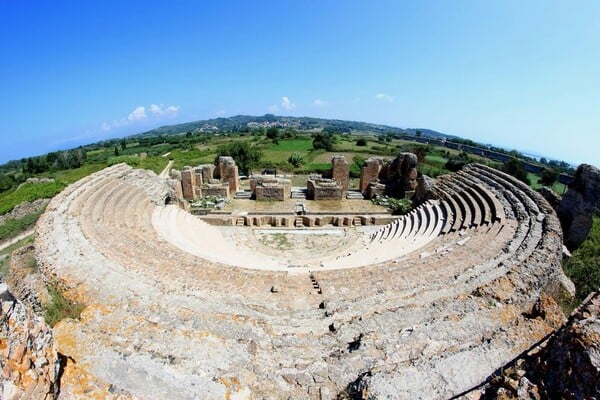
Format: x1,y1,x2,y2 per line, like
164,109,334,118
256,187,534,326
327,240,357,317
359,157,384,193
0,284,60,400
256,186,286,201
307,179,343,200
181,166,197,200
197,164,215,183
251,176,291,201
331,156,349,193
386,152,418,198
202,185,229,198
217,156,239,194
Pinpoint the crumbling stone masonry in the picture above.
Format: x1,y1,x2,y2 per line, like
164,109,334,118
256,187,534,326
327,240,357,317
307,176,344,200
250,176,291,201
331,156,349,193
359,153,419,200
181,166,197,200
359,157,385,194
216,156,239,194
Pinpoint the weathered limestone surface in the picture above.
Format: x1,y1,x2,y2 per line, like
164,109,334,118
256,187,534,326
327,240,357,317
359,157,384,193
0,283,59,400
27,163,573,399
557,163,600,249
331,156,349,193
180,166,196,200
475,293,600,399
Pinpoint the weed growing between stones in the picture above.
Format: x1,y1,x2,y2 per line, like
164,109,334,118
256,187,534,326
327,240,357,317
43,284,85,327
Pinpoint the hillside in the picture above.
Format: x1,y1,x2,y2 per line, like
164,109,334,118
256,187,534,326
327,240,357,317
135,114,457,139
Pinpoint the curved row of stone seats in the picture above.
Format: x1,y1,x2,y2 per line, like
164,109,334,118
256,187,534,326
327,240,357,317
462,165,544,261
435,172,505,233
323,200,444,269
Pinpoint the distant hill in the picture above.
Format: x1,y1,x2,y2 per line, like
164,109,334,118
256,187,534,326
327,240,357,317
134,114,458,140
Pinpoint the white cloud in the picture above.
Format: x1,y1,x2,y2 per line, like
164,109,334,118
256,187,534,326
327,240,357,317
281,96,295,110
375,93,394,102
128,106,147,121
101,103,180,131
165,105,179,114
150,104,180,116
313,99,328,107
214,109,226,117
268,104,279,113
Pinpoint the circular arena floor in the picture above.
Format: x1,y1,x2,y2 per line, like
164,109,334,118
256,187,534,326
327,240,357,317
35,163,570,399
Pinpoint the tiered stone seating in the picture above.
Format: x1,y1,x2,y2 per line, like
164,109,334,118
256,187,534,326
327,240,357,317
34,163,570,400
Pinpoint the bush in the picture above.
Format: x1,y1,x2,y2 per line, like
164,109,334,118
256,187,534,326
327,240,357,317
502,158,530,185
445,153,471,172
540,168,558,186
356,138,367,146
563,215,600,304
43,284,85,327
0,182,65,216
216,141,262,175
372,195,413,215
287,152,304,168
312,133,335,151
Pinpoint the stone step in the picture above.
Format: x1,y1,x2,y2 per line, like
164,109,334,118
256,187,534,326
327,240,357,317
346,190,364,200
234,191,252,199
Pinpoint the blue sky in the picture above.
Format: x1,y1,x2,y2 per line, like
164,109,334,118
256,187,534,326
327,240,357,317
1,1,599,167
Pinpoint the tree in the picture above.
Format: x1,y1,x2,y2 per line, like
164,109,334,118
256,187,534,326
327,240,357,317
216,141,262,175
312,132,335,151
287,152,304,168
356,138,367,146
415,130,422,137
502,158,530,185
540,168,558,186
445,153,471,172
114,146,120,156
120,138,127,150
266,127,280,142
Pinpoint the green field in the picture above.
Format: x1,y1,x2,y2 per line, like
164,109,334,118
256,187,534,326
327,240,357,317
0,181,65,215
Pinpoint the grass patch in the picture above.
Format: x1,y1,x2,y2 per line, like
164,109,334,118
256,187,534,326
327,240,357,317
47,163,105,184
0,211,43,242
267,139,313,152
107,155,141,167
303,163,332,174
424,154,448,167
563,215,600,306
139,156,173,175
170,148,212,170
0,234,34,257
43,284,85,327
0,181,65,215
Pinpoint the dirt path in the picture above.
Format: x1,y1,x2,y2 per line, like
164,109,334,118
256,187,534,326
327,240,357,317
0,228,35,252
159,160,174,179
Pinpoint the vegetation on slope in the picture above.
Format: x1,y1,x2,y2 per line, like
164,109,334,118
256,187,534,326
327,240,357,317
43,284,85,327
563,215,600,303
0,211,43,242
0,182,64,215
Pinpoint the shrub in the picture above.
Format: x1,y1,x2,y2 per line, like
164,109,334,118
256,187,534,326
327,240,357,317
356,138,367,146
563,215,600,304
43,284,85,327
502,158,530,185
